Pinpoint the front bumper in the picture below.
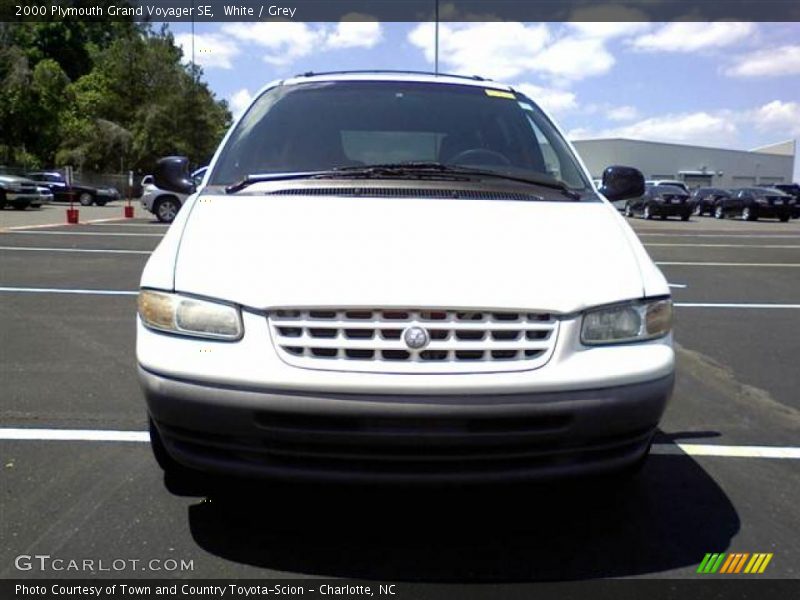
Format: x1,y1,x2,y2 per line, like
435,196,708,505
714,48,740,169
4,192,38,206
652,202,691,216
141,366,674,482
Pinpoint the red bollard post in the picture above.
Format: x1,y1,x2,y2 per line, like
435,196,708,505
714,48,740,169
66,190,79,223
124,173,134,218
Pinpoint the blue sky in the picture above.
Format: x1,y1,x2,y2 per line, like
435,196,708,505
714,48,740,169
169,21,800,178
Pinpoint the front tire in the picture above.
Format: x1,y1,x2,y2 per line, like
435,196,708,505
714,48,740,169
714,205,725,219
643,204,654,220
779,214,790,223
680,211,691,221
78,192,94,206
154,197,180,223
742,206,757,221
693,204,703,216
624,203,633,218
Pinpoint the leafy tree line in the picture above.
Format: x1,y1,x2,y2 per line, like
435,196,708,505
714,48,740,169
0,17,231,174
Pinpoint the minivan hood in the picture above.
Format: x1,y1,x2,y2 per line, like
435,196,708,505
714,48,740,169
173,194,646,314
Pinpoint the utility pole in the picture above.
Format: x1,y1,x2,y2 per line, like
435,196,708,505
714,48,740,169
434,0,439,75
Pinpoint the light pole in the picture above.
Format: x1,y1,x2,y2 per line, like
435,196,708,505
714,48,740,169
434,0,439,75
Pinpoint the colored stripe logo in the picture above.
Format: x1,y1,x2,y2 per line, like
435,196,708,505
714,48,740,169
697,553,773,574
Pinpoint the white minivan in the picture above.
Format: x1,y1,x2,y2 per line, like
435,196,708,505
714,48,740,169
137,72,674,483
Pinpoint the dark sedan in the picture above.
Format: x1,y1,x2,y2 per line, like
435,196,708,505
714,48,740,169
691,187,731,216
714,187,794,222
0,174,40,210
771,184,800,218
625,184,693,221
26,171,120,206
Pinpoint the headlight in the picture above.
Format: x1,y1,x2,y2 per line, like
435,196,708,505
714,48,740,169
137,290,243,340
581,298,672,345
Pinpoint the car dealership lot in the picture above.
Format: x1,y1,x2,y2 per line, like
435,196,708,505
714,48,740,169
1,213,798,581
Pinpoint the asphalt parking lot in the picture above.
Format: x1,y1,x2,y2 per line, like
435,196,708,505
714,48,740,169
1,206,798,583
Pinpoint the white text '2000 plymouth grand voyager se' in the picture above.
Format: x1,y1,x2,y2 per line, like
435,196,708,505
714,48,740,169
137,72,674,483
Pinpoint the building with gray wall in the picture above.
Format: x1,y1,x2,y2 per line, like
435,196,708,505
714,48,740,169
571,138,796,189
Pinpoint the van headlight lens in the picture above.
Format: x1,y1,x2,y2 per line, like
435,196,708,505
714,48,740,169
581,298,672,345
137,290,243,340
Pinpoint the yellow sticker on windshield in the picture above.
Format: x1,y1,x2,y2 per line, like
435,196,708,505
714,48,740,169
485,89,515,99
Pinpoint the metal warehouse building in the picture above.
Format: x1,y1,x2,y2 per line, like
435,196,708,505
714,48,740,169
571,138,796,189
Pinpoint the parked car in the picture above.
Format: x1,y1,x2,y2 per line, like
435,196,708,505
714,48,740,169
625,184,693,220
770,184,800,218
690,187,731,216
32,185,53,208
645,179,690,194
714,187,794,221
140,167,206,223
137,72,674,484
26,171,120,206
0,174,40,210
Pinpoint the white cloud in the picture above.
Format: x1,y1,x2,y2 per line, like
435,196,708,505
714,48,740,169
326,20,383,49
567,99,800,146
175,33,240,70
407,22,550,80
407,21,650,83
532,35,616,81
631,22,756,53
229,88,253,118
606,105,639,121
570,111,739,146
221,21,384,67
514,83,578,116
726,45,800,77
222,22,322,67
747,100,800,136
566,22,650,40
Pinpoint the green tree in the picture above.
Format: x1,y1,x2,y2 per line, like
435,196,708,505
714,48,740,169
1,18,230,173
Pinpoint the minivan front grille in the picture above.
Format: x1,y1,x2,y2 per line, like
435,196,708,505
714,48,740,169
268,308,559,373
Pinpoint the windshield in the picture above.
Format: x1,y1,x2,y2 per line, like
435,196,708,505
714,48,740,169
210,80,589,190
656,185,688,195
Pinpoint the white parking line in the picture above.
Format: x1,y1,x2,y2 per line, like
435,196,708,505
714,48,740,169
0,217,134,232
674,302,800,309
657,262,800,267
2,428,798,459
668,283,687,289
639,233,800,239
89,222,168,228
6,231,162,237
0,246,151,255
0,287,138,296
652,444,800,459
1,428,149,442
646,243,800,249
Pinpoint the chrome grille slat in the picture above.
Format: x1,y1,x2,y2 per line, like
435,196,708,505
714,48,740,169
272,319,555,331
269,308,559,374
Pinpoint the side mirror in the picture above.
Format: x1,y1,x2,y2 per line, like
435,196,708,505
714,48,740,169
153,156,195,195
599,165,645,202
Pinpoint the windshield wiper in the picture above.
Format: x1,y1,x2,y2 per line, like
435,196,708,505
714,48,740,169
225,162,583,200
318,162,582,200
225,171,328,194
